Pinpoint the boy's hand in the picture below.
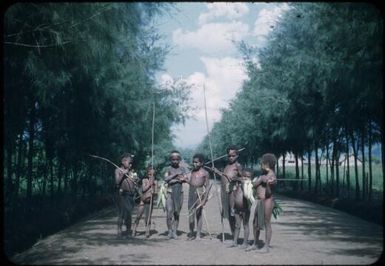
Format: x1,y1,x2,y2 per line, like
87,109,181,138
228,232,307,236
260,175,269,183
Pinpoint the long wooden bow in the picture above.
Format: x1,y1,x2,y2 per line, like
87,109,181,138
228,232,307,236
89,154,137,185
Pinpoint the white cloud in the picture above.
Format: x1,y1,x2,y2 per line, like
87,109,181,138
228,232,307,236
171,56,248,148
253,4,290,40
184,57,248,122
172,21,249,54
198,3,249,25
158,73,174,90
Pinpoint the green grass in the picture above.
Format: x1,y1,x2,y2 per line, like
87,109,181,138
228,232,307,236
279,163,383,192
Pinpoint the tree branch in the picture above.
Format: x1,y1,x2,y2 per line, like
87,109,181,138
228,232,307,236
4,41,71,48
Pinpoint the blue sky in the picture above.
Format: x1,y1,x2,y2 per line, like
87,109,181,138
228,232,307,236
154,2,290,149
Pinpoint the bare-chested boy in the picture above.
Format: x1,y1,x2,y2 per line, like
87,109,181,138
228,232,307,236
211,145,242,236
228,168,253,249
164,150,189,239
133,165,157,238
186,153,210,240
247,153,277,253
115,153,138,238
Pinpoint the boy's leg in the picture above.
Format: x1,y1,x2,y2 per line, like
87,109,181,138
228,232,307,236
133,202,145,236
229,192,235,216
229,205,236,235
188,189,196,239
166,193,174,239
172,191,183,239
196,206,203,239
246,214,260,251
144,203,151,237
229,213,241,247
258,198,274,253
117,214,123,238
125,196,134,237
241,211,250,248
173,211,179,239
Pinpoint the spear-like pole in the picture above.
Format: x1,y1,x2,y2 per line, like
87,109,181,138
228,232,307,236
203,83,224,243
204,147,245,165
146,102,156,235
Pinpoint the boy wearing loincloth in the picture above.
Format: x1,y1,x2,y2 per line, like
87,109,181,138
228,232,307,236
228,168,253,249
133,165,157,238
186,153,210,240
115,153,138,238
211,145,243,236
164,150,189,239
247,153,277,253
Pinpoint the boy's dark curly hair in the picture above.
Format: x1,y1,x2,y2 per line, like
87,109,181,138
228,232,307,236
242,168,254,176
121,153,133,161
226,144,238,154
261,153,277,169
169,150,181,159
193,153,205,163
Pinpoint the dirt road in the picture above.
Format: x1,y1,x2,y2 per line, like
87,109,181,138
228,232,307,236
10,182,383,265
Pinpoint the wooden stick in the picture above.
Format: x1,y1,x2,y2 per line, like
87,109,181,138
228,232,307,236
203,84,224,243
197,191,212,240
204,147,245,165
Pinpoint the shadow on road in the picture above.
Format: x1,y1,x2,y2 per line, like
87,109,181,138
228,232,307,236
276,196,383,259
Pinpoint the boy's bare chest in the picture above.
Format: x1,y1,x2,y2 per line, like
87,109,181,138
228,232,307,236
224,164,240,178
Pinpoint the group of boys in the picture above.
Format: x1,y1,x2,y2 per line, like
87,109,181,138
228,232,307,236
114,146,277,253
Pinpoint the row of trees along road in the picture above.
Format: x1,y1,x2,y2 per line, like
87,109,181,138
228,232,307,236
197,3,383,202
4,3,192,256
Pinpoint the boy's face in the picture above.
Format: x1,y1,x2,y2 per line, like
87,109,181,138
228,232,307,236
227,150,238,164
261,162,269,173
192,158,202,170
147,169,155,178
242,171,252,180
122,158,132,169
170,154,181,167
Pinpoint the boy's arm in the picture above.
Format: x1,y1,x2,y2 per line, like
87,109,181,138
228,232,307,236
115,168,127,187
164,171,177,183
267,175,277,186
179,172,191,184
252,175,269,187
206,166,232,182
142,178,154,192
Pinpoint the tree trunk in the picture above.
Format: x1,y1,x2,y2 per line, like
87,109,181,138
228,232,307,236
326,144,329,189
282,153,286,180
342,155,346,196
42,161,47,196
50,159,54,199
276,156,279,179
368,122,373,202
300,154,304,191
57,161,63,194
315,143,320,194
294,153,299,191
345,128,350,199
27,101,36,200
71,165,79,196
361,128,366,200
381,122,385,189
351,132,360,200
335,143,340,197
64,164,68,194
307,149,312,191
330,141,335,195
16,133,24,198
6,142,14,197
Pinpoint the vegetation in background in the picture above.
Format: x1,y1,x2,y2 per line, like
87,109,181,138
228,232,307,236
197,3,383,201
